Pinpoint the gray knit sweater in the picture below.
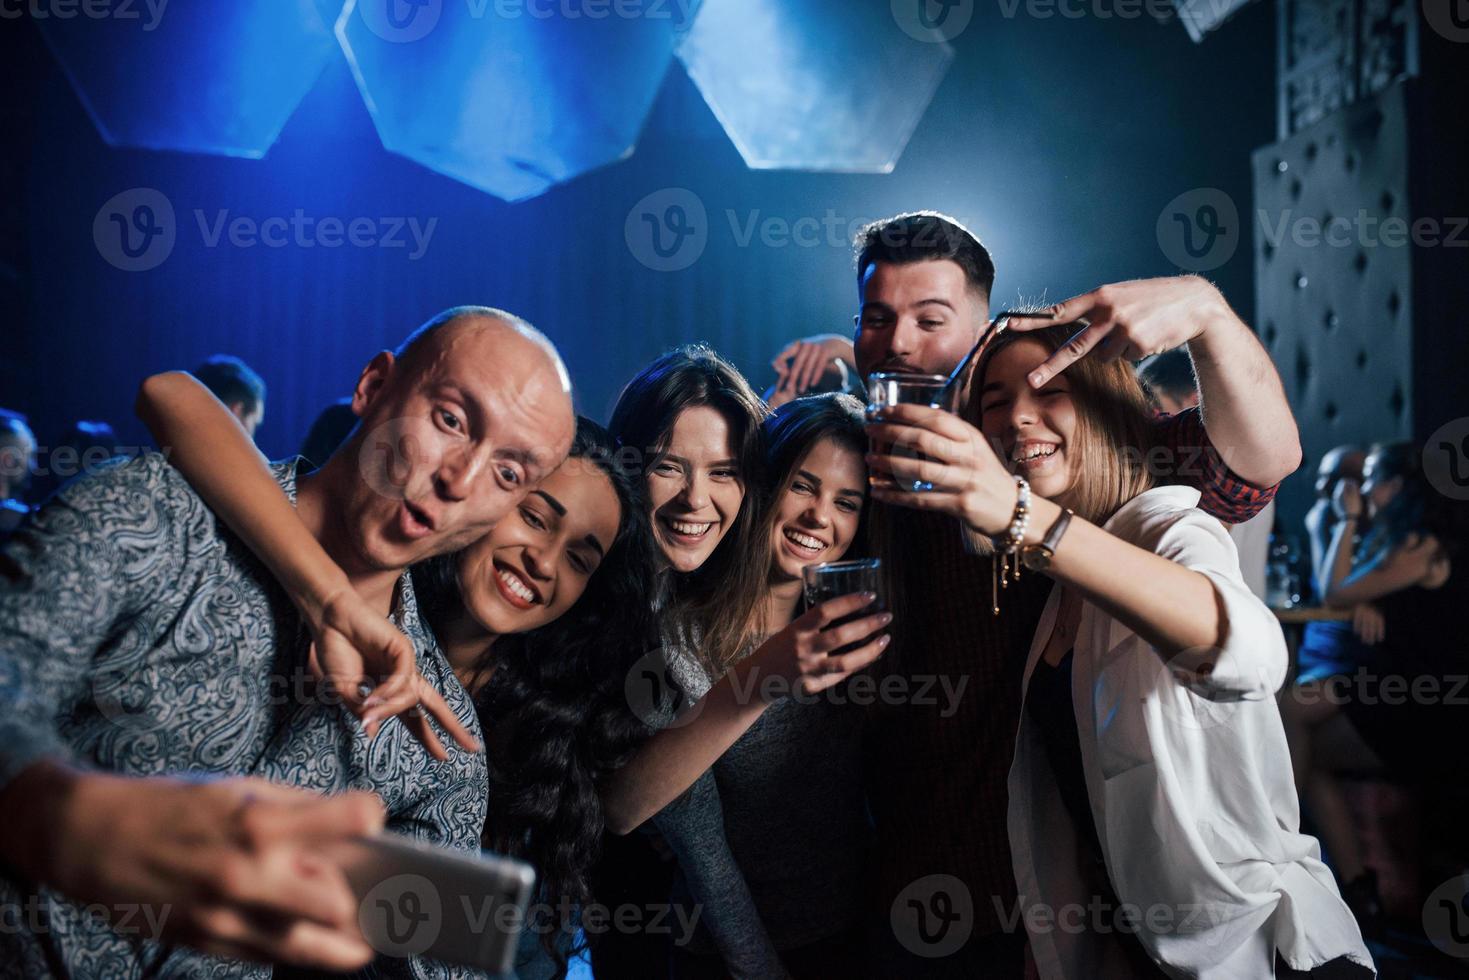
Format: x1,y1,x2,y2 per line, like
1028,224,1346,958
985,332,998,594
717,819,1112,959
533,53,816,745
651,642,870,978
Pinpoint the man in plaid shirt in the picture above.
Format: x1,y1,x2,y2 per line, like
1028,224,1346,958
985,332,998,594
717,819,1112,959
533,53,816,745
774,211,1296,976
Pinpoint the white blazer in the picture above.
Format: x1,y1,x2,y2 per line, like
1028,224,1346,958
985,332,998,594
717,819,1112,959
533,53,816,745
1007,485,1374,979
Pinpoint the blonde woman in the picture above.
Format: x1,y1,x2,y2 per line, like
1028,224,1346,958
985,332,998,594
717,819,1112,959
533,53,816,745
866,321,1373,979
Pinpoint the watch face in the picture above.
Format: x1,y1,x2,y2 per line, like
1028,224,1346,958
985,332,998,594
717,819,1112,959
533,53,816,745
1021,547,1052,571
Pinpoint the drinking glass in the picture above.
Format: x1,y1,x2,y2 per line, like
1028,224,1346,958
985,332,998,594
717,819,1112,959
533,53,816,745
802,558,886,655
866,372,952,492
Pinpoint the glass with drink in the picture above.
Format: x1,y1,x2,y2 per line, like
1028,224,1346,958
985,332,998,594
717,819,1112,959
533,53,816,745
866,372,953,492
802,558,885,655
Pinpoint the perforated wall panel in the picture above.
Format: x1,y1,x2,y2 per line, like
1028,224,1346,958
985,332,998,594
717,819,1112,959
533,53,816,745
1253,81,1414,525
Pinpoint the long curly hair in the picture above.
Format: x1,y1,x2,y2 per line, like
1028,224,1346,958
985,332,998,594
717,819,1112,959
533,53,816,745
412,417,659,975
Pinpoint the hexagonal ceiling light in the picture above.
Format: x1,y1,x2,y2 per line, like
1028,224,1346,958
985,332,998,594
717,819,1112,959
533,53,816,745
336,0,693,202
37,0,336,158
675,0,954,172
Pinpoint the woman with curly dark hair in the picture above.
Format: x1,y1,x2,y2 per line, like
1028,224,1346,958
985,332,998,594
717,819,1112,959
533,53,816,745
410,417,660,976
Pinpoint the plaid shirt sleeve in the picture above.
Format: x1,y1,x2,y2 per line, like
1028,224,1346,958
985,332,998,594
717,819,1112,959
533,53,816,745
1151,407,1278,524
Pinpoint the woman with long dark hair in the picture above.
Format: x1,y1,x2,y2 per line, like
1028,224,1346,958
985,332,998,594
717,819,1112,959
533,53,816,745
1283,440,1468,929
605,344,774,672
589,344,776,978
659,393,881,979
596,394,890,978
136,375,659,978
591,349,890,980
865,323,1372,977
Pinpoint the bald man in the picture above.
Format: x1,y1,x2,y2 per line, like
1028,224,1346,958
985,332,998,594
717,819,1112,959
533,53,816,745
0,307,574,977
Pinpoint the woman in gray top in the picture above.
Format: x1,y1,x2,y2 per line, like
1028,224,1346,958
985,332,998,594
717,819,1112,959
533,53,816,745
603,394,891,979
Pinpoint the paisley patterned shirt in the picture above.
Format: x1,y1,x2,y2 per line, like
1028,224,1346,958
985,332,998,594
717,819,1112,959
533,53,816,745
0,454,487,979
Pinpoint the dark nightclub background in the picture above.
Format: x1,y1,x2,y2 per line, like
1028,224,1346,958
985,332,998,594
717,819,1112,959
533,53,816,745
2,0,1467,563
2,0,1276,479
4,1,1469,975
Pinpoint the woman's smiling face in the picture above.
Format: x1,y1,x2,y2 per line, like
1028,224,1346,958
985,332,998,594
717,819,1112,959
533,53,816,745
454,460,622,636
976,338,1079,499
646,405,746,573
768,437,867,583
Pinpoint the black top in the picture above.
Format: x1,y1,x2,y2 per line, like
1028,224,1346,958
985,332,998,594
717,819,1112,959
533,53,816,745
1026,651,1107,875
1026,649,1169,977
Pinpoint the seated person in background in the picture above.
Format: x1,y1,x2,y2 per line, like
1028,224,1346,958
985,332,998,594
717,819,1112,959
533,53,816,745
1304,444,1367,597
299,397,358,471
0,409,37,537
1295,445,1374,686
193,353,268,439
1281,441,1468,931
1137,349,1275,599
28,418,121,502
0,308,574,977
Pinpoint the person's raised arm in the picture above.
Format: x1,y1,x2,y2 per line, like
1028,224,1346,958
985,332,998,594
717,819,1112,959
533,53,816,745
601,594,890,834
1305,499,1333,596
135,372,476,756
139,373,350,616
770,333,857,402
868,405,1287,695
1011,277,1302,488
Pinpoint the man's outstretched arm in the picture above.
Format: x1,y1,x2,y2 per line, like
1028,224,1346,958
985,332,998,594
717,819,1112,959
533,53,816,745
1014,276,1302,488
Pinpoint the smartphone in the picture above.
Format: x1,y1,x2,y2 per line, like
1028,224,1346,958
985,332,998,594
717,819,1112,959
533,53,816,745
322,832,537,975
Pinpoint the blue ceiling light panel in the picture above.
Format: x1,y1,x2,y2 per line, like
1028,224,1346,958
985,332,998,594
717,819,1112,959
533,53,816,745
336,0,693,202
676,0,953,172
37,0,336,158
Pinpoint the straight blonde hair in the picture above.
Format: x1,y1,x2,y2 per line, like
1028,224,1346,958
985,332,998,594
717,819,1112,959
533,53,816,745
966,323,1158,526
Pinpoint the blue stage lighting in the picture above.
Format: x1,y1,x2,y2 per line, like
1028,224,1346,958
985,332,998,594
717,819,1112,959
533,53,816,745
676,0,953,172
336,0,693,202
36,0,336,158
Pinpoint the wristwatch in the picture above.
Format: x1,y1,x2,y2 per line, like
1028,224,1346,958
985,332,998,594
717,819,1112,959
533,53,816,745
1021,508,1074,571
